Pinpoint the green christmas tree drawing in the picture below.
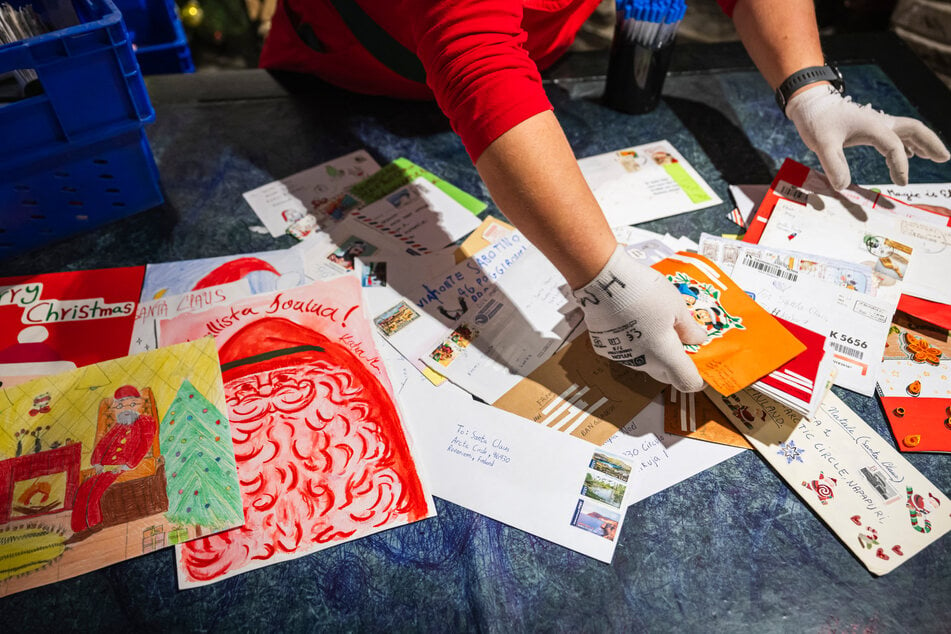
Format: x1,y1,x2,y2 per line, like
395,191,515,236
160,379,243,532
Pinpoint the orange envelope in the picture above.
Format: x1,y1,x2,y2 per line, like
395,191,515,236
651,252,806,395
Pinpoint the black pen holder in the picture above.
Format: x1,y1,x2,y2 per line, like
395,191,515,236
603,29,676,115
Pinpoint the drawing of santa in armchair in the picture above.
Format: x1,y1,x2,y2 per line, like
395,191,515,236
68,385,167,542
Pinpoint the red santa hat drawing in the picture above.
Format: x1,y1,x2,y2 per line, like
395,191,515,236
113,385,141,400
191,257,281,290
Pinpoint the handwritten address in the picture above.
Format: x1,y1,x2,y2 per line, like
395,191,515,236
447,424,512,468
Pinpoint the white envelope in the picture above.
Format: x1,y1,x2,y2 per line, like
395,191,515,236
759,196,951,305
728,253,895,396
578,140,722,228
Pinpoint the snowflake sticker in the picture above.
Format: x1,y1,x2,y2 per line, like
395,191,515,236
777,440,805,464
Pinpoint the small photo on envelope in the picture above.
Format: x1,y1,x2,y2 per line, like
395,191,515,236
570,499,621,541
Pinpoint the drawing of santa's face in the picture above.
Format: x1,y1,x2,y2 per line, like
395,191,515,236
178,318,429,583
110,391,146,424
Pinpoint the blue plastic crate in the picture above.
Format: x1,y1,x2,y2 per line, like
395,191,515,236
114,0,194,74
0,0,163,259
1,126,162,258
0,0,156,165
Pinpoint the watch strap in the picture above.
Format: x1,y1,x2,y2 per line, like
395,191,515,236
775,64,844,115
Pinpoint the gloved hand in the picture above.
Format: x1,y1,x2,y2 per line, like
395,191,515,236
573,245,707,392
786,84,950,191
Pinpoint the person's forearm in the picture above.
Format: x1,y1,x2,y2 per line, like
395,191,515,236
474,110,617,289
732,0,825,90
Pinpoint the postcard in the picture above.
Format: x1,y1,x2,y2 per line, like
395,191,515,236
698,233,880,296
347,157,487,217
158,278,436,588
649,252,806,396
578,140,722,227
378,338,644,562
367,230,581,403
241,150,381,237
706,387,951,575
132,244,320,354
862,183,951,223
744,159,951,244
0,338,244,597
1,266,145,388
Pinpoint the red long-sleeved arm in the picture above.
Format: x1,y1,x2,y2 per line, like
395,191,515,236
411,0,554,161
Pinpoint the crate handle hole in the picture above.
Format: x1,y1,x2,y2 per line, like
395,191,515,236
99,173,114,180
105,188,120,194
112,202,126,207
13,184,31,191
93,159,109,165
68,201,83,207
53,171,70,178
30,214,46,220
75,215,89,221
22,200,38,206
62,186,78,193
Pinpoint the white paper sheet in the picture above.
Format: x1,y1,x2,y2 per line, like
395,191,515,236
759,192,951,305
349,177,482,254
366,231,582,403
241,150,380,237
835,182,951,227
578,140,722,228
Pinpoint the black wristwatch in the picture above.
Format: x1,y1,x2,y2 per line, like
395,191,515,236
774,63,845,116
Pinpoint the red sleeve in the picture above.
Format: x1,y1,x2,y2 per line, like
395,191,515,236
410,0,554,162
717,0,738,18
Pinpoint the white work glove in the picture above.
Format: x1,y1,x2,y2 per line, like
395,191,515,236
786,84,950,191
573,245,707,392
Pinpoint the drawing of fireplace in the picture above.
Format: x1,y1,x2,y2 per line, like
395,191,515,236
0,443,83,524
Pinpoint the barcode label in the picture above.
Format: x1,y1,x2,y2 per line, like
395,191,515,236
742,253,799,281
830,340,865,360
775,180,809,204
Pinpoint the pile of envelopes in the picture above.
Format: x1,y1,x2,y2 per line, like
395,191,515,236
1,144,948,597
